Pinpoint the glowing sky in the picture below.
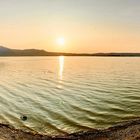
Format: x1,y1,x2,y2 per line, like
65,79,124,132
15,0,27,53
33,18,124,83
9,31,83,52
0,0,140,53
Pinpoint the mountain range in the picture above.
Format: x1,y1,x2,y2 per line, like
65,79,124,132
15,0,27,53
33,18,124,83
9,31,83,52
0,46,140,57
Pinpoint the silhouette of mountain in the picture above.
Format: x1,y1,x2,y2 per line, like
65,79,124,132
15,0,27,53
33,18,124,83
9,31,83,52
0,46,140,56
0,46,11,53
0,46,49,56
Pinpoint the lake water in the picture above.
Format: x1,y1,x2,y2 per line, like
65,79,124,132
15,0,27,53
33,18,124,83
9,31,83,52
0,57,140,135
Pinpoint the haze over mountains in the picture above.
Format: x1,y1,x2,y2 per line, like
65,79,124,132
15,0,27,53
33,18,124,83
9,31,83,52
0,46,140,57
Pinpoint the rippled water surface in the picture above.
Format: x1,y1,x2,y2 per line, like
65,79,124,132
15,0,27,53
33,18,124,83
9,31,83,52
0,57,140,135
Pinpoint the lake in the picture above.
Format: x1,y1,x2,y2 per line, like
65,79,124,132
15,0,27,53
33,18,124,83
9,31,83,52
0,56,140,135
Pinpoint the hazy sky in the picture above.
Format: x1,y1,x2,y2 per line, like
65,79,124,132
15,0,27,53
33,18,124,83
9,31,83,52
0,0,140,53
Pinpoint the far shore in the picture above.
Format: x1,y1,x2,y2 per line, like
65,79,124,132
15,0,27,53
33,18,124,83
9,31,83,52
1,54,140,57
0,118,140,140
1,46,140,57
0,54,140,57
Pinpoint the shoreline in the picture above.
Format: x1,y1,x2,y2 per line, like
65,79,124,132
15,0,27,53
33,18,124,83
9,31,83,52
0,118,140,140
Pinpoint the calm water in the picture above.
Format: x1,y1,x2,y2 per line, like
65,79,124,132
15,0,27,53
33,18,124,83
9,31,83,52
0,57,140,135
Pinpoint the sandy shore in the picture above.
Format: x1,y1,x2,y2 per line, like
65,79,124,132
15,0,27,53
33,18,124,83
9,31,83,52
0,119,140,140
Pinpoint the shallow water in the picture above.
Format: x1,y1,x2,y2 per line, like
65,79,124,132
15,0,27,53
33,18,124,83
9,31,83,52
0,56,140,135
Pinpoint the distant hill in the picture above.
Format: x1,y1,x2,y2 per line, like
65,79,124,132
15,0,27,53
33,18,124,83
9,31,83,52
0,46,11,53
0,46,140,56
0,46,50,56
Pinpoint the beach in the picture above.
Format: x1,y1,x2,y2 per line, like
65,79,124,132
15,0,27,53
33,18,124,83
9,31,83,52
0,119,140,140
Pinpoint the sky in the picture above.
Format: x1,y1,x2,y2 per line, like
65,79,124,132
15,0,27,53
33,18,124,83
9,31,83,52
0,0,140,53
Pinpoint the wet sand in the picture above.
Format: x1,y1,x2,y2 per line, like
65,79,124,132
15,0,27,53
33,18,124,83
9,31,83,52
0,119,140,140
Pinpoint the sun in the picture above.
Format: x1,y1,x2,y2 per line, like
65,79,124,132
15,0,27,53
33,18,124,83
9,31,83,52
57,37,65,46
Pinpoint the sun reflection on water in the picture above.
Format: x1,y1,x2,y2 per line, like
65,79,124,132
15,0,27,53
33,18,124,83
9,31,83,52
59,56,64,80
57,56,64,89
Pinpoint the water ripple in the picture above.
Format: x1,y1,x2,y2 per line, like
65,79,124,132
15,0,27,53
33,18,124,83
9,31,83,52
0,57,140,135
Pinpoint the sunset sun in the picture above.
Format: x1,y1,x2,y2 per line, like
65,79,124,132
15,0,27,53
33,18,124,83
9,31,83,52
57,37,65,46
